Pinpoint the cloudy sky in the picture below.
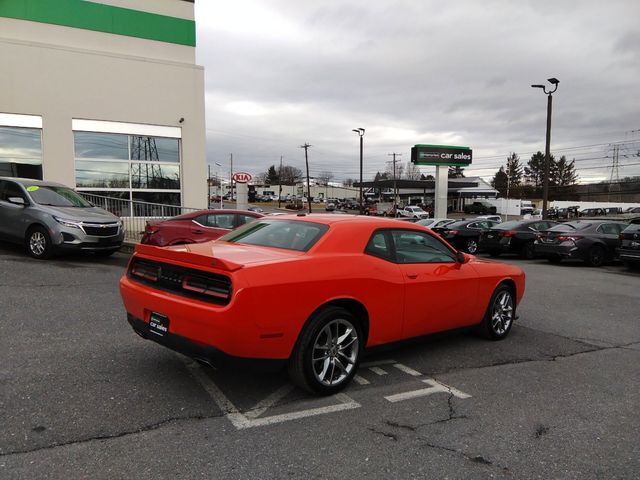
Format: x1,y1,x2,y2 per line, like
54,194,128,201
194,0,640,184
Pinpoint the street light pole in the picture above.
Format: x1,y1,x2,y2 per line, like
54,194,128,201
215,162,222,209
531,77,559,219
352,128,365,215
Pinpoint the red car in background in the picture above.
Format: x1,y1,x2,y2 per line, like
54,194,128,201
141,209,264,246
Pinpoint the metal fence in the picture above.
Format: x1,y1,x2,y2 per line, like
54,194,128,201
79,193,200,242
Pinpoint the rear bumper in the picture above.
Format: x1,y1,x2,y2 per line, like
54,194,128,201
534,242,579,258
619,248,640,263
127,314,285,372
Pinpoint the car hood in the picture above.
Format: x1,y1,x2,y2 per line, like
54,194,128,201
135,240,304,272
38,205,120,223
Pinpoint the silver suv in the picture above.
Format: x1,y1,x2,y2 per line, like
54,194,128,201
0,177,124,259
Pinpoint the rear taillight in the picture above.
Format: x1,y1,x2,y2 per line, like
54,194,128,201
182,275,230,300
446,230,458,235
500,231,517,237
557,235,582,242
131,262,159,281
145,223,160,234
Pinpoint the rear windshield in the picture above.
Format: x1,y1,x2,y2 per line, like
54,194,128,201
444,220,469,229
219,219,328,252
27,185,91,207
493,221,524,230
548,222,591,232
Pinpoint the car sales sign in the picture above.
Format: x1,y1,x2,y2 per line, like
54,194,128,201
232,172,252,183
411,144,472,166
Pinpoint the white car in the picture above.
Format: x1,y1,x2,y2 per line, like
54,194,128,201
416,218,455,229
475,215,502,223
398,205,429,219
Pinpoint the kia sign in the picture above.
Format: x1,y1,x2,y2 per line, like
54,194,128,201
232,172,252,183
411,144,472,166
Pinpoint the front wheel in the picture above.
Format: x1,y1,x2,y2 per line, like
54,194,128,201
26,226,53,259
479,285,515,340
520,242,535,260
288,306,362,396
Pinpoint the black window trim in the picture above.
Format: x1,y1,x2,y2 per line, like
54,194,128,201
365,228,458,264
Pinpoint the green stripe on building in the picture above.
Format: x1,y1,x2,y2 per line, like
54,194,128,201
0,0,196,46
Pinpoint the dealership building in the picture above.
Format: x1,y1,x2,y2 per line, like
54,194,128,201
0,0,207,208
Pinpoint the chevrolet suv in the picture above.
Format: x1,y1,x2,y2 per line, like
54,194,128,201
0,177,124,259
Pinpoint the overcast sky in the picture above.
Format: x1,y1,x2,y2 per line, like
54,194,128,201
194,0,640,184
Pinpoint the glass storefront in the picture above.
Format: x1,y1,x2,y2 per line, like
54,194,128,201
74,131,181,205
0,126,43,179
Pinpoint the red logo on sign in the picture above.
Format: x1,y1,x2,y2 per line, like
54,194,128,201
232,172,252,183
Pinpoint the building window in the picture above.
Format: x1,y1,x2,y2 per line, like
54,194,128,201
73,124,181,205
0,114,43,180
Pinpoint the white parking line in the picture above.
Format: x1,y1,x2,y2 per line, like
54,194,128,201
384,378,472,403
353,375,370,385
369,366,388,376
361,359,397,368
392,363,422,377
184,359,361,430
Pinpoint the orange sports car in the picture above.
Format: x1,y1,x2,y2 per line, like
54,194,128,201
120,214,525,395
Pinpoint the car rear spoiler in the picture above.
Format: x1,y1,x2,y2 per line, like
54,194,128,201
134,244,244,272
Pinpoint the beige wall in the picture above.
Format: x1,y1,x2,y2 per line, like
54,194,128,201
0,11,207,208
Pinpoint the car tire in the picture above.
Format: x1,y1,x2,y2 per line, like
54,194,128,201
288,306,363,396
26,226,53,260
586,245,605,267
520,242,535,260
465,238,479,254
478,284,515,340
547,255,562,264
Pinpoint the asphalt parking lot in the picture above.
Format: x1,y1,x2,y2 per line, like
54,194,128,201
1,243,638,479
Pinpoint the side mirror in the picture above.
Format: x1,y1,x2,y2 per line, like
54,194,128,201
8,197,26,206
456,251,467,263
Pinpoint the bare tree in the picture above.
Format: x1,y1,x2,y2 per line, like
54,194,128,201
404,161,421,180
317,170,334,186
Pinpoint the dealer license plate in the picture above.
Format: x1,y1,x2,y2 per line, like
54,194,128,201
149,312,169,337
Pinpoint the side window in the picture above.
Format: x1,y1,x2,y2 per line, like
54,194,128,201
365,231,393,261
238,214,258,226
467,222,479,229
597,224,617,235
193,214,208,226
391,230,455,264
0,181,26,202
207,214,235,229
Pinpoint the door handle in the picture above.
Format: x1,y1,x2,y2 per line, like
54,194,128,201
407,273,419,279
192,229,204,234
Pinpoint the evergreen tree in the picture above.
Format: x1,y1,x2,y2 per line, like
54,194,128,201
266,165,279,185
491,167,508,196
524,151,552,188
554,155,579,187
505,152,523,187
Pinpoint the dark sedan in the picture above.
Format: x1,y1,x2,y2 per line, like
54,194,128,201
480,219,558,259
618,219,640,270
141,209,264,246
534,220,627,267
432,219,500,254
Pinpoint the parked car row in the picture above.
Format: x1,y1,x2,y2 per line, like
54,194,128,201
428,215,639,269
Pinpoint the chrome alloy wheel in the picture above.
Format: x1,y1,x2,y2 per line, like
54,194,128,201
466,239,478,254
491,290,514,335
29,231,46,256
311,319,359,387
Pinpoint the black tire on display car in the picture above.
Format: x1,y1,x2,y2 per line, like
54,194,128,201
478,284,515,340
288,306,363,396
465,238,479,254
26,225,53,260
521,242,536,260
586,245,605,267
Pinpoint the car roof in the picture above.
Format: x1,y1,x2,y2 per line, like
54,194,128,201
257,213,430,228
171,209,265,220
0,176,68,188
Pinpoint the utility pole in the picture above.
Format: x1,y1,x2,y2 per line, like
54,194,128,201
278,155,283,209
531,77,559,219
352,128,365,214
300,143,312,213
388,152,402,215
229,153,234,206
